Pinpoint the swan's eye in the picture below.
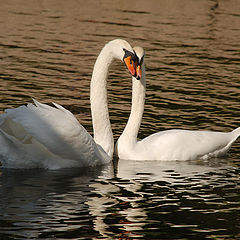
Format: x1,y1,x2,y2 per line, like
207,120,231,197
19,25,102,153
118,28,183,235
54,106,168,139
123,49,137,63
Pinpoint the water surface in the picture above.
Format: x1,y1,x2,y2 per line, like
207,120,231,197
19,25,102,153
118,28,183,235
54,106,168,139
0,0,240,239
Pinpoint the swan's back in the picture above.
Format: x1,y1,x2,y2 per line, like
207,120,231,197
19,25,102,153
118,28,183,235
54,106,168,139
137,128,240,160
0,100,110,169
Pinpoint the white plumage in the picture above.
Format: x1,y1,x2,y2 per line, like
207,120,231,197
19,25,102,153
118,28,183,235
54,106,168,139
116,46,240,161
0,39,136,169
0,99,104,169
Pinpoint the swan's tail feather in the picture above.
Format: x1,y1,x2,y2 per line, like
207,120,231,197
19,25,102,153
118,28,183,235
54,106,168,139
231,127,240,139
223,127,240,154
30,99,77,122
30,98,54,111
52,102,75,118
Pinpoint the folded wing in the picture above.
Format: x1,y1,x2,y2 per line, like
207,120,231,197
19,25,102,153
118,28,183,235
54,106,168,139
1,99,109,168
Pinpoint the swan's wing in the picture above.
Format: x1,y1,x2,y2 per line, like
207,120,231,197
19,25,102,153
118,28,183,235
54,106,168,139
139,129,238,160
3,100,106,166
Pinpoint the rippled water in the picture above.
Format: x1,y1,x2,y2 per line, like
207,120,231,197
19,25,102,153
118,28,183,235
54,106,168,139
0,0,240,239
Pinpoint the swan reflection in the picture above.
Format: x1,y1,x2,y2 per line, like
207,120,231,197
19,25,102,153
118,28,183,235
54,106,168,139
0,163,114,239
0,157,237,239
111,158,235,238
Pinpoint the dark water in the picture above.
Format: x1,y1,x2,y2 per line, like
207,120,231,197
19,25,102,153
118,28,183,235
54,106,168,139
0,0,240,239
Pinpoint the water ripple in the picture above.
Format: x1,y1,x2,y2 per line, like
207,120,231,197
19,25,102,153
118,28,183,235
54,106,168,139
0,0,240,239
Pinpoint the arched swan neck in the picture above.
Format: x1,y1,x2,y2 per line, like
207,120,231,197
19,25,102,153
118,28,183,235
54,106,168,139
90,43,116,158
119,64,146,146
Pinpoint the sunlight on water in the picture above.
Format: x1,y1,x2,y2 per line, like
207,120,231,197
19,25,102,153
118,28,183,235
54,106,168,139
0,0,240,239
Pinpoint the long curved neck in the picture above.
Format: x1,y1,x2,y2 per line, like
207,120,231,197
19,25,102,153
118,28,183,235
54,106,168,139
119,64,146,146
90,44,115,157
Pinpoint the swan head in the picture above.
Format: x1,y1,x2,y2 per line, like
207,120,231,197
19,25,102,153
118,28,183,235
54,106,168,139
133,46,145,80
106,39,137,77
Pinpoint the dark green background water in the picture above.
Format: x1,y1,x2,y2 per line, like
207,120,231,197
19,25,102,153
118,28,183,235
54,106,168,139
0,0,239,239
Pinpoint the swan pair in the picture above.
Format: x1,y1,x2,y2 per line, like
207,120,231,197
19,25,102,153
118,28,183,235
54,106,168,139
0,39,239,169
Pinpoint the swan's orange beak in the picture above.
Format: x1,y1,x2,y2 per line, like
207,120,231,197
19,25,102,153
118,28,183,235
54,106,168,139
136,65,142,80
124,56,137,77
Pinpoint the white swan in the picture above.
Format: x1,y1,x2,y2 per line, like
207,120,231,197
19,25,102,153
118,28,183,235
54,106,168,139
116,46,240,160
0,39,137,169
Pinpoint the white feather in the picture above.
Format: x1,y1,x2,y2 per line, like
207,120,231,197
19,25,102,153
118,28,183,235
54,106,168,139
0,39,135,169
117,47,240,161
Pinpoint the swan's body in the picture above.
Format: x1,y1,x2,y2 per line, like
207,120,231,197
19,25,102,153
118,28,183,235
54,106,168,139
116,46,240,161
0,39,137,169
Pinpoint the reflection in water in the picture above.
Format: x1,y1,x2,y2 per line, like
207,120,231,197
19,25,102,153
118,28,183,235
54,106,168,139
0,164,114,239
0,0,240,239
115,159,240,239
1,159,239,239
